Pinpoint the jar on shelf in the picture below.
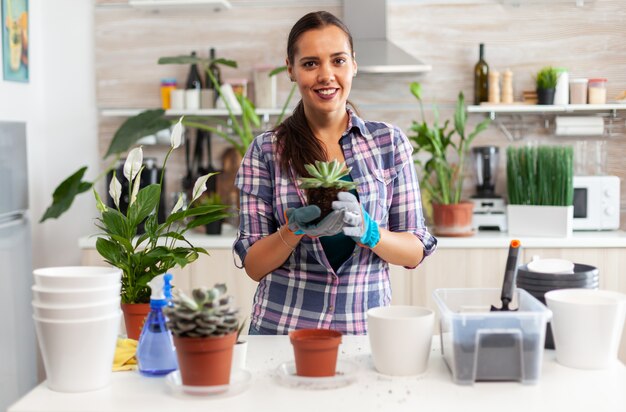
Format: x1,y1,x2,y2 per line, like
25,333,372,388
588,78,607,104
569,78,588,105
160,78,177,110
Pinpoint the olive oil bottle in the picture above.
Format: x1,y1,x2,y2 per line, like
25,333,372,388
474,43,489,105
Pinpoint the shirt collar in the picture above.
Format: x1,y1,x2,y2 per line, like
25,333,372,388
344,107,371,139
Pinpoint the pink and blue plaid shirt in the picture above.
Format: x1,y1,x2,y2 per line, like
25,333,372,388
233,109,437,335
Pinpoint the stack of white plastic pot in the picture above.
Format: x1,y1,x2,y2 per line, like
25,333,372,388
31,266,122,392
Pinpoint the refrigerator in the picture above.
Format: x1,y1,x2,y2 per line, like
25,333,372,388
0,122,38,410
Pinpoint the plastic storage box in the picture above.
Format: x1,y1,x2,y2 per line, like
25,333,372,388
433,288,552,385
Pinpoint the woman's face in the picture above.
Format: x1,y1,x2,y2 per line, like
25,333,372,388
287,25,357,118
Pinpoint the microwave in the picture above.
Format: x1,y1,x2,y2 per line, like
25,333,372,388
572,176,620,230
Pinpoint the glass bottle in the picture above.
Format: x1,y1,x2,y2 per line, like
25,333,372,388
474,43,489,105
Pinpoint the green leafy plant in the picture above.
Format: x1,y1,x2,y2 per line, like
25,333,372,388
408,82,491,205
164,283,239,337
506,145,574,206
299,160,356,221
92,120,230,303
299,160,357,190
536,66,558,90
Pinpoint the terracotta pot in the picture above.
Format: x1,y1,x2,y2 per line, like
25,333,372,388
432,202,474,237
173,332,237,386
289,328,342,377
120,303,150,340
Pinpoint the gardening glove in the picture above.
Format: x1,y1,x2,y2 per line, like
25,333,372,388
285,206,346,238
332,192,380,248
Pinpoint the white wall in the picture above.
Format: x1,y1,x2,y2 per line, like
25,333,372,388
0,0,98,270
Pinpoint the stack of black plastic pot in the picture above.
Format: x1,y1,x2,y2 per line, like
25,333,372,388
516,263,599,349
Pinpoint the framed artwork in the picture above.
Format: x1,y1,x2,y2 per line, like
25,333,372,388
2,0,28,83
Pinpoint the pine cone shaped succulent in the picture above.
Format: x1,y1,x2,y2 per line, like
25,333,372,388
164,283,239,338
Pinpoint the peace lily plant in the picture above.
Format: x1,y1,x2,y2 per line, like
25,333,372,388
42,117,229,304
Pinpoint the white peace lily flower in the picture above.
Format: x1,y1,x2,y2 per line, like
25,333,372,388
170,117,184,149
191,174,211,204
109,175,122,209
123,147,143,183
129,167,143,207
171,193,185,214
93,188,108,213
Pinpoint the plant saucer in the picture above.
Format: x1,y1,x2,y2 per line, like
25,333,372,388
165,369,252,398
275,360,358,390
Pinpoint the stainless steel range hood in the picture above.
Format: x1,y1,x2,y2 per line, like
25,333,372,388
343,0,431,74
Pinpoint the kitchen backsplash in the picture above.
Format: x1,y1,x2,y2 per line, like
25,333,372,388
95,0,626,228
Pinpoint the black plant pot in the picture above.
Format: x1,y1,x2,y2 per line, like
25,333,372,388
204,220,223,235
537,88,555,105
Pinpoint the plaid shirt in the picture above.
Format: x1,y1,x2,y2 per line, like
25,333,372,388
233,109,437,335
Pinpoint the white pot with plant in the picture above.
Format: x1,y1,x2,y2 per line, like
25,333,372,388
506,145,574,237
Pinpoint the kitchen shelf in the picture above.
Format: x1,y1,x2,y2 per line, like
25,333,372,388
100,108,287,117
467,103,626,141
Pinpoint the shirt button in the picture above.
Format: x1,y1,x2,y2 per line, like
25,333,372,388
328,306,335,312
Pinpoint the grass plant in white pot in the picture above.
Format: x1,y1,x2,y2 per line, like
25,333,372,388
506,145,574,237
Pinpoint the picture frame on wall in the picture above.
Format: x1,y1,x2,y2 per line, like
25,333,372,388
2,0,29,83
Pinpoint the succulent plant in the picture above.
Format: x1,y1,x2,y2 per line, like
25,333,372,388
164,284,239,338
299,160,357,190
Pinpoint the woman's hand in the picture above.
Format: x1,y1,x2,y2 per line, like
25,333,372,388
285,205,345,237
332,192,380,248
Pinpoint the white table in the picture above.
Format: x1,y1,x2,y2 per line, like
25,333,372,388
9,336,626,412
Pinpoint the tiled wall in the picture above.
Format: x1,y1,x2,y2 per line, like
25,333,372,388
95,0,626,226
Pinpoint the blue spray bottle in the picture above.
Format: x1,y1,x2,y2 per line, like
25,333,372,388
136,273,178,376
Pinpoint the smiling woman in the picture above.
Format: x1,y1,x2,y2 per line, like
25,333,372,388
232,11,437,336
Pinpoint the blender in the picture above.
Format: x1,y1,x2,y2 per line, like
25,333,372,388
471,146,507,231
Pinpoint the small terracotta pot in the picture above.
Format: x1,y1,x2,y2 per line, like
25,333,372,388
289,328,342,377
432,201,474,237
120,303,150,340
173,332,237,386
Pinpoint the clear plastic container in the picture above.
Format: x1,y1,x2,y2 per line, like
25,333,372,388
588,78,607,104
433,288,552,385
569,78,588,104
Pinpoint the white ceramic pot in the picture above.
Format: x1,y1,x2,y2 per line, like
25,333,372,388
32,284,121,306
34,311,121,392
507,205,573,237
33,266,122,289
546,289,626,369
367,305,434,376
32,298,121,320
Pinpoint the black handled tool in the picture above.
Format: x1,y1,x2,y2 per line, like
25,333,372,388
491,239,521,311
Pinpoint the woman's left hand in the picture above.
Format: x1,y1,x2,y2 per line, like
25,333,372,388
332,192,380,248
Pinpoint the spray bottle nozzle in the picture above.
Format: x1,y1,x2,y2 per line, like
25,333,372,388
147,273,174,306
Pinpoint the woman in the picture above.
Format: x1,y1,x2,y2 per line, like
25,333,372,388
233,11,437,335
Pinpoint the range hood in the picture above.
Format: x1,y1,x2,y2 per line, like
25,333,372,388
343,0,431,74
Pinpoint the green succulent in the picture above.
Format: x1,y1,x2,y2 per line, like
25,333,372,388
164,283,239,338
299,160,357,190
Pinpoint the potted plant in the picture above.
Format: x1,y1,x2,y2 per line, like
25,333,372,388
408,82,490,236
41,119,230,339
164,283,239,386
289,329,342,377
298,159,357,223
536,66,558,105
506,145,574,237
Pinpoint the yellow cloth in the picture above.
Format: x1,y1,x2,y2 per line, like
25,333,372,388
113,338,138,372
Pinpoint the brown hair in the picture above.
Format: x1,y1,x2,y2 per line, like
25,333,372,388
275,11,354,177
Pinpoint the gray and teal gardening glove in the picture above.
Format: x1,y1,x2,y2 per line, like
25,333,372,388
332,192,380,248
284,206,345,238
